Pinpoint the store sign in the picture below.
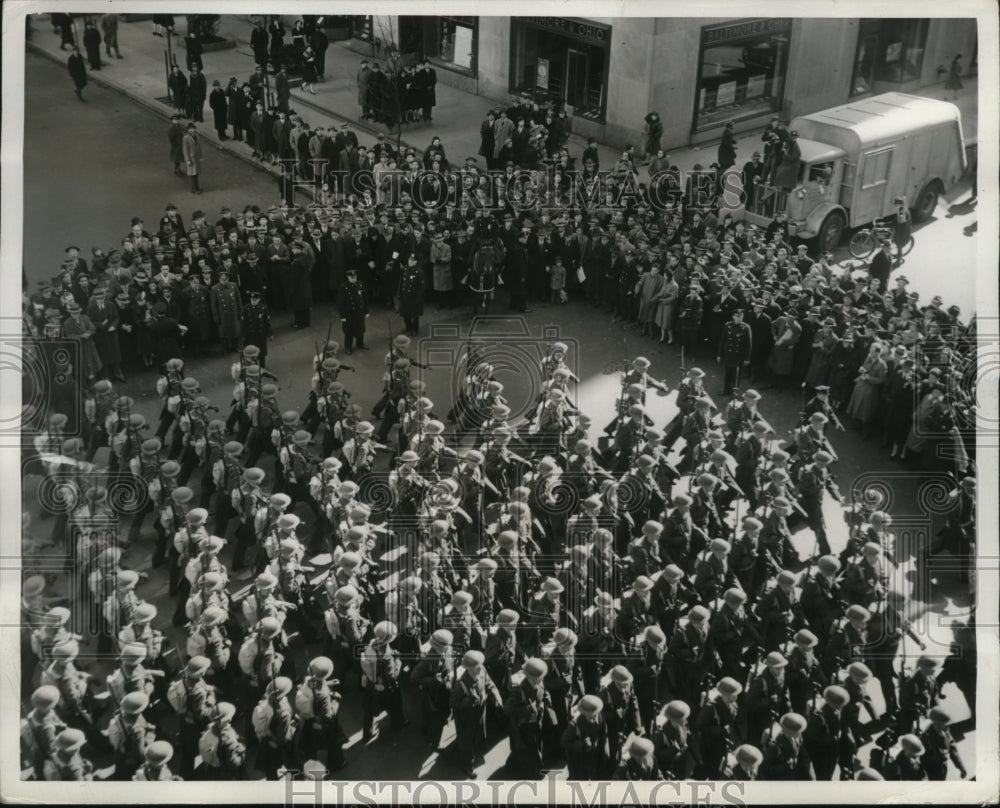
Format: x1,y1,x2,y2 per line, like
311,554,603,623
536,58,550,89
518,17,611,44
703,17,792,45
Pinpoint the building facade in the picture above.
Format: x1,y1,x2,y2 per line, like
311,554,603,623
350,16,977,151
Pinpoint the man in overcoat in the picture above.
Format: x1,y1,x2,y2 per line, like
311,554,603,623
210,268,242,352
67,47,87,101
168,115,185,176
85,286,124,381
338,268,368,355
188,66,207,123
182,123,203,194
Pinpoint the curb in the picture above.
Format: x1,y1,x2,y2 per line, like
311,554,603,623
228,30,429,160
27,41,309,195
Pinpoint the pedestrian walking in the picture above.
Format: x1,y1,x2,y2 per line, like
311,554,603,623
301,47,317,94
67,47,87,102
209,81,228,140
310,27,329,80
642,112,663,163
944,54,963,100
167,114,186,176
54,12,76,50
101,13,121,59
82,19,102,70
182,123,203,193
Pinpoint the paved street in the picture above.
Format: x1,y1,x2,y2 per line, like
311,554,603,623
20,50,977,780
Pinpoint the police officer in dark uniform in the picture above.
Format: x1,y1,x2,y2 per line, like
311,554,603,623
717,308,752,397
337,268,368,355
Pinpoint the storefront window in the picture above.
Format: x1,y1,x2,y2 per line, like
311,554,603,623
693,18,792,132
424,16,478,74
851,19,929,95
509,18,610,122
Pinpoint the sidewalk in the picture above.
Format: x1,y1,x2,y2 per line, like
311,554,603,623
26,14,978,188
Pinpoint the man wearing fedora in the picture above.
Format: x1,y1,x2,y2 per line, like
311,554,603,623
182,122,203,194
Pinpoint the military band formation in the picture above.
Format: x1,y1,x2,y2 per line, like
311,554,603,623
20,292,978,785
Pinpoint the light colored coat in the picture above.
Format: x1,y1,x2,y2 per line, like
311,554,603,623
182,130,202,176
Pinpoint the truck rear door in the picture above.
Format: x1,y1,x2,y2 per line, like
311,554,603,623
852,147,894,227
908,130,934,202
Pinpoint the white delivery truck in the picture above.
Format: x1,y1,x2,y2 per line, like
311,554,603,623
742,92,967,252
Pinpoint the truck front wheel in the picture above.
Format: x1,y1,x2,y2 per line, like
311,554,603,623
912,181,942,222
816,211,846,254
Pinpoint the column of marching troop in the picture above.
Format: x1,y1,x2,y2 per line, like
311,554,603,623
22,334,976,781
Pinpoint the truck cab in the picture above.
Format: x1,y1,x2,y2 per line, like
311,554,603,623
740,93,965,252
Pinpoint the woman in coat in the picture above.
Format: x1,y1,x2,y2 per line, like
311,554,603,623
804,319,839,389
430,233,453,308
767,312,802,390
846,341,888,437
423,137,448,170
301,47,317,94
397,256,425,335
773,131,801,190
479,112,496,170
653,269,679,344
62,302,102,380
634,265,666,337
168,66,188,117
420,60,437,121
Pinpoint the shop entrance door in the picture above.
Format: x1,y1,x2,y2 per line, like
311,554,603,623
565,48,590,110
